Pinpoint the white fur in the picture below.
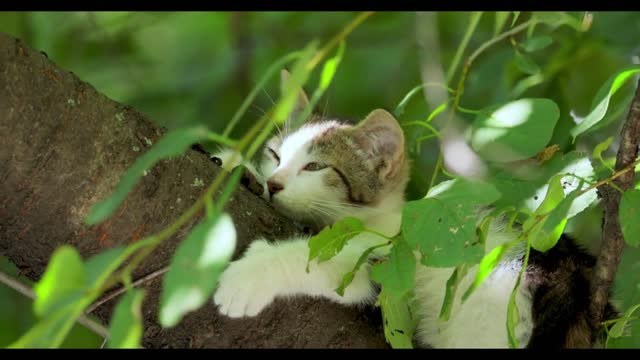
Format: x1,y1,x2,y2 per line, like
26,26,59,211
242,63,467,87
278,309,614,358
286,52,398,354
212,125,533,348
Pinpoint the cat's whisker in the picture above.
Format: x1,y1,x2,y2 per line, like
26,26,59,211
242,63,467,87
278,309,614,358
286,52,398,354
262,87,276,106
250,103,267,116
308,199,388,216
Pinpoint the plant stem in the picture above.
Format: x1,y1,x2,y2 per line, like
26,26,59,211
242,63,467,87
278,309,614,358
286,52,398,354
446,12,483,83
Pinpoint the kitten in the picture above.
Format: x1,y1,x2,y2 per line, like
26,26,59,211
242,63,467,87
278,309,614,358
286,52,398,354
212,70,408,318
212,70,616,348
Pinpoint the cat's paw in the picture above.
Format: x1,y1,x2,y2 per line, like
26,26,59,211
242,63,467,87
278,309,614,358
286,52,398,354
214,242,278,318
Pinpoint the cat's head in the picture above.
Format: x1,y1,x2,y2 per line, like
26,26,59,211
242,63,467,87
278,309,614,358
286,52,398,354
258,70,409,229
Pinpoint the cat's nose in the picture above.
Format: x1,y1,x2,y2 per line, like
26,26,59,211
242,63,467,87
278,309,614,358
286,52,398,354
267,180,284,197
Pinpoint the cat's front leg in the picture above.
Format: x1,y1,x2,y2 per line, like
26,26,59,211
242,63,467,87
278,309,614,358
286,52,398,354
213,237,375,318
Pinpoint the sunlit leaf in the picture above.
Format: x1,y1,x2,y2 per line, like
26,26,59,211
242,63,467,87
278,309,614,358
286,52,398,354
160,213,236,328
570,66,640,140
33,246,85,318
471,98,559,163
523,175,571,252
462,242,513,302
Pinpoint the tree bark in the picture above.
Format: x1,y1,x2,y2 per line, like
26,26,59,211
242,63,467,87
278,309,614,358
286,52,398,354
0,32,387,349
590,79,640,342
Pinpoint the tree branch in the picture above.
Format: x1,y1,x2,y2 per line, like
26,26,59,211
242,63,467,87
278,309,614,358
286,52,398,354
0,32,387,349
590,79,640,343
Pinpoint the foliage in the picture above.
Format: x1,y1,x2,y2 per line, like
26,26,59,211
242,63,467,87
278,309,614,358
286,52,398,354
2,11,640,349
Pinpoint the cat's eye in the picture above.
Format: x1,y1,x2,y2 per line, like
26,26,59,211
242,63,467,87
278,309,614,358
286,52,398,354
303,162,327,171
266,147,280,165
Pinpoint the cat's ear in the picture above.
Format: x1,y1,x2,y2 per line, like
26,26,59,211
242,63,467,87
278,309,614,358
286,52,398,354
280,69,311,124
354,109,406,180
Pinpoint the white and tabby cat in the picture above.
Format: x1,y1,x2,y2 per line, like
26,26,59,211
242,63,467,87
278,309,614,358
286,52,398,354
212,70,615,348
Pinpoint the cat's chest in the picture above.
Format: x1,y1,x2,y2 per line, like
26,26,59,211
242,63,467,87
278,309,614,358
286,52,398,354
413,260,534,348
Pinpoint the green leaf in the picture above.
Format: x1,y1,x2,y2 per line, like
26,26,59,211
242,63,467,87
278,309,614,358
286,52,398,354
8,302,89,348
608,320,640,348
336,241,391,297
439,264,469,321
403,179,500,267
521,35,553,52
85,126,212,225
426,102,448,123
609,304,640,339
307,217,365,270
276,41,318,127
514,52,540,75
593,137,615,172
107,289,145,348
511,73,544,98
319,41,345,89
620,189,640,247
524,175,571,252
160,213,237,328
371,240,415,297
471,98,560,163
511,12,520,27
507,283,521,348
570,66,640,140
494,12,510,36
378,290,414,349
85,243,148,286
490,152,597,218
33,246,85,318
462,242,513,302
507,241,530,349
296,41,346,127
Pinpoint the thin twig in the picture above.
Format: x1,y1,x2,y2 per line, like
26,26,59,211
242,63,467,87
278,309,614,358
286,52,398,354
0,271,109,339
86,266,168,314
589,78,640,345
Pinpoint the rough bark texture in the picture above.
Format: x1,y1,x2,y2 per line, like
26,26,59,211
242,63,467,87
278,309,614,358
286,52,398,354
590,79,640,341
0,32,387,348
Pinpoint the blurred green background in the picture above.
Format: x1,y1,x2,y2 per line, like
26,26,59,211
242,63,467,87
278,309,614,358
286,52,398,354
1,11,639,348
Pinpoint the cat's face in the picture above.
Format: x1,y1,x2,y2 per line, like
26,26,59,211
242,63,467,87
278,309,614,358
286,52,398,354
259,108,409,229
